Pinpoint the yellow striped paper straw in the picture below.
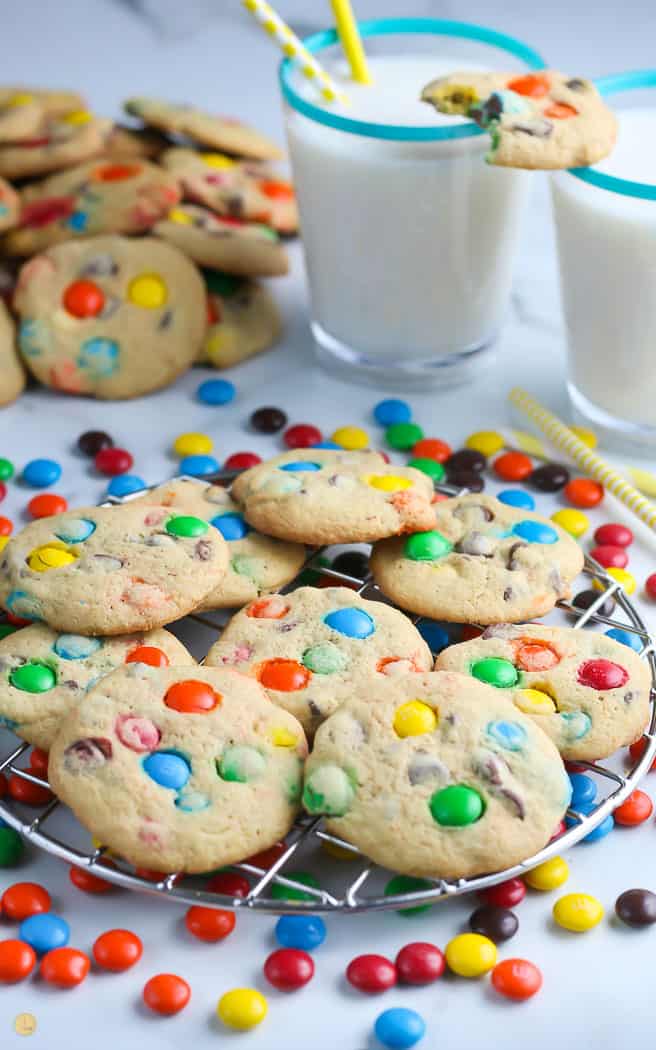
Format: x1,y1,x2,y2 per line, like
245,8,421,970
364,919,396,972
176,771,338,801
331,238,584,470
509,387,656,533
330,0,372,84
242,0,346,103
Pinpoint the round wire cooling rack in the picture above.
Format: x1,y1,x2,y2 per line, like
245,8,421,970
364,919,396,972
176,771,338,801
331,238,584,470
0,475,655,915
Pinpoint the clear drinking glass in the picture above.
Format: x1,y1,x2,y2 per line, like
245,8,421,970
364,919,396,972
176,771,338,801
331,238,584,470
279,18,544,387
551,70,656,453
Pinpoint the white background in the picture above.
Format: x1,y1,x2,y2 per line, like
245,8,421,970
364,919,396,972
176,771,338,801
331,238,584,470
1,2,656,1048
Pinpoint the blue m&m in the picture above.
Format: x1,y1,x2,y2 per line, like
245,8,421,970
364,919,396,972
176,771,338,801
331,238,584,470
512,520,558,544
583,814,614,843
497,489,536,511
374,1007,426,1050
20,913,70,953
310,441,340,450
275,915,327,951
53,634,102,660
54,518,96,543
143,751,191,790
486,720,527,751
106,474,146,498
211,513,250,541
22,459,62,488
179,454,220,478
416,620,450,654
569,773,597,808
324,608,375,639
197,378,235,405
280,461,321,472
605,628,642,652
373,399,412,427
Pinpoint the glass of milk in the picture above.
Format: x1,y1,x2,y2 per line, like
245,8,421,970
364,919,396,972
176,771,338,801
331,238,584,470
279,18,544,387
551,70,656,452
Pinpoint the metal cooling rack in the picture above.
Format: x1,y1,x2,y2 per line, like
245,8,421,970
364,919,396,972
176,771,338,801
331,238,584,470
0,475,655,914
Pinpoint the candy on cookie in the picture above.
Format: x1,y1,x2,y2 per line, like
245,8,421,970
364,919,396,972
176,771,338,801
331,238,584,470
0,177,19,234
0,113,111,180
435,623,650,761
205,585,433,733
48,664,308,873
201,271,283,369
302,670,571,879
0,301,26,407
153,203,289,277
370,493,584,624
421,71,617,169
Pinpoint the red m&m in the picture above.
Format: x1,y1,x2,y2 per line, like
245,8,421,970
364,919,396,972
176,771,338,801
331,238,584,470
481,878,526,908
126,645,169,668
143,973,191,1014
40,947,90,988
283,424,322,449
491,958,542,1000
594,523,633,547
185,906,235,942
224,452,262,470
395,942,445,985
590,545,628,569
95,448,133,476
346,953,397,993
62,280,105,319
1,882,51,921
0,939,36,983
264,948,314,991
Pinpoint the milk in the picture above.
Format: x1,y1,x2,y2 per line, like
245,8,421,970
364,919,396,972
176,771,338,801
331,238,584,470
283,55,532,383
551,107,656,442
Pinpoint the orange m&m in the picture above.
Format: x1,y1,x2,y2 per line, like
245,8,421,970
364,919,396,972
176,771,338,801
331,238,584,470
62,279,105,319
164,680,221,714
247,595,289,620
507,73,550,97
92,162,142,182
412,437,452,463
259,179,294,200
126,645,169,668
545,102,578,119
514,640,560,672
27,493,68,518
564,478,604,508
257,659,310,692
493,451,533,482
93,929,143,972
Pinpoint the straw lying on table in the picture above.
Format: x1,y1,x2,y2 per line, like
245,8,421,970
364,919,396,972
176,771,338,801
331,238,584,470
509,387,656,534
242,0,346,103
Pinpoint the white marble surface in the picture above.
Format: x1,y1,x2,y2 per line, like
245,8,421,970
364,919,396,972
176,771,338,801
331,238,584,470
0,5,655,1049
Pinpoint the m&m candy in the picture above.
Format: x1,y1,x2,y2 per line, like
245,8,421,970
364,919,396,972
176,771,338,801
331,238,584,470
93,929,143,972
197,378,235,405
524,856,569,891
465,430,504,457
0,939,36,983
468,905,518,943
22,458,62,488
386,422,424,450
275,914,326,951
143,973,191,1015
591,545,628,569
395,942,445,984
491,958,543,1001
179,454,220,477
413,437,451,462
185,906,236,942
553,893,604,931
206,871,250,898
445,933,497,977
224,451,261,470
217,988,268,1030
646,574,656,601
481,877,526,908
284,423,322,449
594,523,633,547
1,882,51,920
606,628,642,652
173,432,213,457
550,508,589,538
20,913,69,954
530,462,570,492
27,493,68,518
250,406,287,433
346,954,397,993
613,789,653,826
40,947,90,988
493,451,532,482
374,1007,426,1050
0,827,24,866
264,948,314,991
331,425,369,450
497,489,535,510
106,474,146,498
95,448,133,476
0,457,14,480
373,399,412,426
564,478,604,508
615,889,656,927
69,864,114,894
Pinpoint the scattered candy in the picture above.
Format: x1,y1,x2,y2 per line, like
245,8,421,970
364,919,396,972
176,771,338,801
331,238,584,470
384,875,432,916
606,627,642,652
468,904,518,943
27,493,67,518
106,475,146,498
22,458,62,488
395,942,444,985
553,893,604,932
0,939,36,983
284,423,322,449
646,574,656,601
373,399,412,426
179,454,220,477
550,508,589,538
95,447,133,476
491,958,542,1001
346,953,397,993
465,430,504,457
218,988,268,1030
416,620,450,653
614,789,653,826
69,864,114,894
173,432,213,457
629,737,656,770
374,1007,426,1050
0,515,12,536
143,973,191,1015
582,814,615,843
206,871,250,898
493,450,533,482
413,437,451,462
271,871,319,903
264,948,314,990
251,406,287,433
40,947,90,988
77,430,113,457
224,451,261,470
497,488,535,510
594,522,633,548
386,422,424,450
446,469,484,491
406,456,445,482
196,378,235,405
569,773,597,808
20,913,69,954
1,882,51,921
530,462,570,492
275,915,326,951
524,856,569,891
8,773,52,806
331,425,369,450
0,827,24,866
481,878,526,909
445,933,497,977
446,448,486,474
564,478,604,508
0,457,14,480
595,567,636,595
571,588,615,617
615,888,656,927
93,929,143,972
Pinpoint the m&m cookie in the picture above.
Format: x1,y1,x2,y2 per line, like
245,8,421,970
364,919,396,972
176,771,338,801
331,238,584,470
303,671,570,878
48,665,307,873
153,203,289,277
0,301,26,407
0,112,111,180
370,494,584,624
436,623,650,761
200,271,282,369
0,176,19,233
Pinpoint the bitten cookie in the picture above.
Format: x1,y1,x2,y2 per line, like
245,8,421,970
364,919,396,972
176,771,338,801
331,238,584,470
231,449,437,545
202,271,282,368
0,177,19,233
421,70,617,169
370,494,584,623
6,160,181,255
435,623,650,761
205,586,433,734
134,479,306,609
124,97,283,161
14,235,205,399
0,624,194,750
48,665,308,873
303,670,571,879
0,502,228,635
0,113,111,179
154,203,289,277
0,301,26,407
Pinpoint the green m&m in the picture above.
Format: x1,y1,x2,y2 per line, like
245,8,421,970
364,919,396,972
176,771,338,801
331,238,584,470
302,643,348,675
9,661,56,693
430,784,485,826
385,422,424,450
166,515,208,538
271,871,319,902
470,657,519,689
303,764,354,816
404,530,453,562
0,826,24,866
0,458,14,481
384,874,433,915
0,624,18,641
217,745,266,783
407,457,446,483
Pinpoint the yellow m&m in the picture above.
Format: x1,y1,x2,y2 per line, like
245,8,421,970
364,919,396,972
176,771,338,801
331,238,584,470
173,432,213,457
167,207,193,225
270,727,298,748
393,700,437,738
515,688,557,715
465,430,504,457
62,109,92,125
551,508,589,538
524,856,569,891
553,892,603,932
445,933,497,977
593,567,637,595
202,153,236,169
365,475,412,492
6,92,33,107
127,273,168,309
28,544,77,572
217,988,267,1030
331,426,369,450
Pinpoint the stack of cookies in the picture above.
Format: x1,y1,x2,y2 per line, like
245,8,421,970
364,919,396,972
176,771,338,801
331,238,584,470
0,450,650,881
0,88,295,405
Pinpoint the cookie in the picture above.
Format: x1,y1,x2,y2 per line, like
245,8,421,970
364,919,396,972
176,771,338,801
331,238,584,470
0,177,19,233
421,70,617,169
370,494,584,624
153,203,289,277
134,479,306,609
0,501,228,635
201,271,282,368
14,235,205,399
0,300,26,407
103,124,170,161
124,97,282,161
48,664,308,873
0,90,45,143
435,623,650,761
205,585,433,734
161,148,298,234
303,670,571,879
0,112,111,180
5,160,181,255
2,87,86,119
0,623,194,750
231,449,437,545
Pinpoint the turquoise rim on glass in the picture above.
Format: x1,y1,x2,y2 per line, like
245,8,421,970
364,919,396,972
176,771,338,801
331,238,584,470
279,17,545,142
570,70,656,200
